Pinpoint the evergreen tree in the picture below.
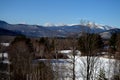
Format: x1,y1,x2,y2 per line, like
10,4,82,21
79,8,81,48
109,33,117,53
36,62,54,80
116,33,120,52
97,68,107,80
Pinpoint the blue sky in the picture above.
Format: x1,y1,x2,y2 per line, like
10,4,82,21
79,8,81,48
0,0,120,27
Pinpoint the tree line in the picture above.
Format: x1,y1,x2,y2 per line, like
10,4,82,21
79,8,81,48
0,32,120,80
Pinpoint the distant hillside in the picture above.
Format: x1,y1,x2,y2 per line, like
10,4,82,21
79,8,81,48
100,28,120,39
0,28,22,36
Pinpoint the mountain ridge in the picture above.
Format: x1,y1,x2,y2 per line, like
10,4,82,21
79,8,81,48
0,20,120,38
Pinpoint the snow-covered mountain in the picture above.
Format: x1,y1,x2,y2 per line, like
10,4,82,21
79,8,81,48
0,20,119,38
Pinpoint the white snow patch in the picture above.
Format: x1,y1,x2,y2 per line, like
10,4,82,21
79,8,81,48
58,50,81,55
58,50,72,54
0,53,8,58
2,60,10,64
1,43,10,47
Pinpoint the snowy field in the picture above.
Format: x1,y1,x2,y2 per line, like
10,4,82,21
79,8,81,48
48,57,117,80
34,50,119,80
51,50,119,80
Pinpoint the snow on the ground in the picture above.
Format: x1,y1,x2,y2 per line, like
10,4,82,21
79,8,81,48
51,50,118,80
34,50,118,80
0,43,10,47
35,56,117,80
58,50,72,54
0,53,10,64
74,56,116,80
2,59,10,64
65,57,116,80
58,50,81,55
0,53,8,58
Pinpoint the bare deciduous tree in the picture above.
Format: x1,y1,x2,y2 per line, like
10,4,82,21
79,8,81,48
78,33,103,80
8,36,34,80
